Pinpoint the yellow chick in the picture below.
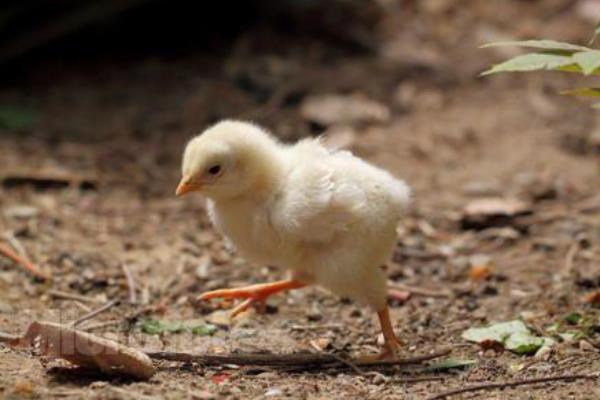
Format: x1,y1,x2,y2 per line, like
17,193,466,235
176,120,411,359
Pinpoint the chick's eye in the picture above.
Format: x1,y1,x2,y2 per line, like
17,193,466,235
207,165,221,175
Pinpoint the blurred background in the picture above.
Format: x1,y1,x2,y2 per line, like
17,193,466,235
0,0,598,197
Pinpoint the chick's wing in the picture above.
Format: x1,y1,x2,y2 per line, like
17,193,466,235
270,160,366,243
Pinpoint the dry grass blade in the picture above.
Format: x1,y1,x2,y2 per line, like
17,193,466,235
73,299,120,326
0,242,49,280
121,263,137,304
8,321,155,380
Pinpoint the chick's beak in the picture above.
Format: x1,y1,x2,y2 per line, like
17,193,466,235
176,177,200,196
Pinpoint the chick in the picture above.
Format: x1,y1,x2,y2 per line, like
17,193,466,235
176,120,411,359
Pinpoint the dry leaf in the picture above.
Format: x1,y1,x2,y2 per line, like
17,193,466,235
583,291,600,305
469,265,492,281
8,321,155,380
461,197,531,230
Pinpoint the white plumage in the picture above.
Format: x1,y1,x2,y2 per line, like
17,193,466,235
177,120,411,358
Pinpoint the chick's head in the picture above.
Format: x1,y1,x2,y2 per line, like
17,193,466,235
177,120,282,200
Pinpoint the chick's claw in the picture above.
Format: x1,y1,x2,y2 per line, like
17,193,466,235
198,279,305,317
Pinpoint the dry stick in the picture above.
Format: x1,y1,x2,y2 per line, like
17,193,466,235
308,340,363,375
563,242,579,274
0,243,49,280
146,348,451,369
72,299,120,327
121,263,137,304
48,289,104,304
426,373,600,400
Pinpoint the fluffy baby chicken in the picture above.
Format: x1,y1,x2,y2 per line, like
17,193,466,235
177,120,411,358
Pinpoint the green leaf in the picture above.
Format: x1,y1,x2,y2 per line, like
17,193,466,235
462,320,555,355
190,323,217,336
140,319,185,335
562,88,600,97
558,331,585,343
481,40,591,53
505,331,544,354
573,51,600,75
0,105,37,131
425,359,477,372
481,53,576,76
564,312,583,324
462,320,530,343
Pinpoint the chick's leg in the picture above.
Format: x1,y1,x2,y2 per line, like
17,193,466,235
198,279,305,317
377,306,403,359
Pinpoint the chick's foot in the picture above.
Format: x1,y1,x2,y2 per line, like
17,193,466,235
198,279,305,317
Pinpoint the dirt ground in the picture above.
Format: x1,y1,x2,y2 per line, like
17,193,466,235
1,1,599,399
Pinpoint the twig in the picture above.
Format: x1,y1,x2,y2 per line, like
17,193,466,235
389,283,451,298
308,340,363,375
121,263,137,304
563,242,579,274
426,373,600,400
146,348,451,370
48,290,104,304
0,243,49,280
72,299,120,327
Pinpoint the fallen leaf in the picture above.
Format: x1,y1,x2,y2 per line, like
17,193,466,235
7,321,155,380
462,320,551,355
558,331,584,343
461,198,531,230
583,291,600,305
505,331,545,354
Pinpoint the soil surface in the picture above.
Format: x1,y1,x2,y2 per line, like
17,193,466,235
1,1,599,399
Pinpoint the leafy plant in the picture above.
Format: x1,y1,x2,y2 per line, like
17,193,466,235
482,28,600,104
